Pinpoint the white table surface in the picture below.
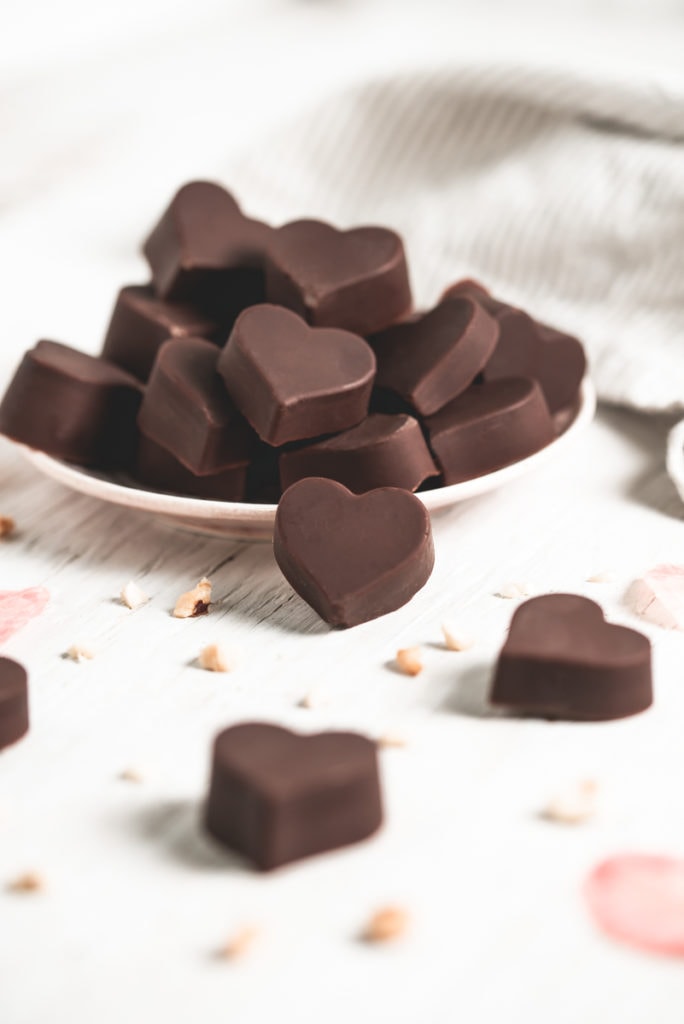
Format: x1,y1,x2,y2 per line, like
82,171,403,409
3,2,684,1021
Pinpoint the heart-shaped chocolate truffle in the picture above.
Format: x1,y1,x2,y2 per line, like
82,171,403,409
424,377,554,485
205,722,382,870
370,297,499,416
274,477,434,627
143,181,273,323
490,594,652,721
137,337,255,474
218,304,376,446
265,218,412,335
0,658,29,752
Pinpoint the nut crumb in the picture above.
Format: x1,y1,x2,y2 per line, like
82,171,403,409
395,647,423,676
496,581,537,600
173,578,212,618
120,580,150,610
377,732,408,749
119,768,144,784
586,571,616,584
441,624,474,651
218,925,259,960
362,906,409,943
0,516,15,538
65,643,94,662
298,688,330,709
7,871,44,893
199,643,236,673
542,780,598,825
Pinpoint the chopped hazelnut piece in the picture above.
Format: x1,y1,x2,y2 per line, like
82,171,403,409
586,570,616,584
7,871,44,893
0,516,15,538
199,643,236,673
395,647,423,676
218,925,259,959
542,780,598,825
362,906,409,943
119,767,144,784
120,580,150,609
441,624,474,651
298,688,330,709
173,577,212,618
65,643,94,662
377,732,408,749
496,581,537,600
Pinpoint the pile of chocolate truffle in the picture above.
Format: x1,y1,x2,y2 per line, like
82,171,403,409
0,180,586,506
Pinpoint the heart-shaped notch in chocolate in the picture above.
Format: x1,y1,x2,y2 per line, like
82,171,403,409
265,218,412,336
490,594,652,721
205,722,383,870
0,658,29,752
218,304,376,446
274,477,434,627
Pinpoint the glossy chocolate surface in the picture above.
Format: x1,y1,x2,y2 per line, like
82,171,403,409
490,594,652,721
0,341,143,468
205,722,382,870
0,658,29,752
274,477,434,627
101,284,219,381
219,304,376,446
279,413,437,494
265,219,412,335
424,376,554,484
137,337,255,474
370,297,499,416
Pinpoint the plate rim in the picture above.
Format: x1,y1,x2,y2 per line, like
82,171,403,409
13,377,596,525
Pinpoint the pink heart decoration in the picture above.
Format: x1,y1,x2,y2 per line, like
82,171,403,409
0,587,50,645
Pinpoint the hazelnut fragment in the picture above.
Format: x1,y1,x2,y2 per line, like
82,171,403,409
395,647,423,676
173,577,212,618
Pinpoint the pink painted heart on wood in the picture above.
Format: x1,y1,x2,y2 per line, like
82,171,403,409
0,587,49,645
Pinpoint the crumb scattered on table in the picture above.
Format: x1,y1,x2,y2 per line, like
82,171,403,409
298,688,330,709
65,643,94,662
542,779,598,825
173,578,212,618
362,906,409,943
7,871,44,893
495,581,537,600
441,624,474,651
199,643,236,673
395,647,423,676
217,925,259,960
120,580,150,610
119,767,144,784
377,732,408,749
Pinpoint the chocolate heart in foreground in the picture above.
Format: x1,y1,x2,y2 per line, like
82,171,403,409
205,723,382,870
490,594,652,721
219,304,376,446
0,658,29,752
265,218,412,336
274,477,434,627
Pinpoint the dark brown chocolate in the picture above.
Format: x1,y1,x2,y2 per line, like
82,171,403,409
370,297,499,416
274,477,434,627
424,377,554,485
279,413,437,494
143,181,272,324
0,658,29,752
0,341,143,468
490,595,652,721
205,722,382,870
265,219,412,335
135,434,247,501
137,337,255,474
101,284,219,381
218,304,376,446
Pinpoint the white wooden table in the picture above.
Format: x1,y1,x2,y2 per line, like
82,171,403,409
2,400,684,1024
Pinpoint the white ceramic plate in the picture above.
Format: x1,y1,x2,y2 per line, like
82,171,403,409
15,378,595,540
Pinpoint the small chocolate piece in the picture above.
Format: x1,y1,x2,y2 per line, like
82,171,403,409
135,435,247,501
101,284,219,382
0,658,29,752
424,377,554,484
219,305,376,446
490,594,652,721
279,413,437,493
370,298,499,416
0,341,143,468
484,308,586,414
265,219,412,335
274,477,434,627
143,181,272,323
205,722,382,870
137,338,255,474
